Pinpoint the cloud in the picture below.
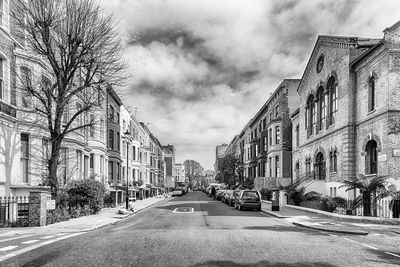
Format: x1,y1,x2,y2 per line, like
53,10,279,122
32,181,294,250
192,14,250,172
101,0,400,169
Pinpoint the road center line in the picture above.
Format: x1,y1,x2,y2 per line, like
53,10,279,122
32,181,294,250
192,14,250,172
21,240,40,245
385,252,400,258
40,235,55,239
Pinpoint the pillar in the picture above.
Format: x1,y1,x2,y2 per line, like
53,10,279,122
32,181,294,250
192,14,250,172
29,191,48,227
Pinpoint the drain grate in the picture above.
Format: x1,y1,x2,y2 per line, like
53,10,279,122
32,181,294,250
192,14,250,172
173,207,194,213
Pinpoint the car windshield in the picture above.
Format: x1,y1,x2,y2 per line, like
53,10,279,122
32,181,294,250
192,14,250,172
242,191,259,199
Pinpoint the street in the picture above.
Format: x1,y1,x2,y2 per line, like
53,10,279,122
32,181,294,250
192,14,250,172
2,192,400,267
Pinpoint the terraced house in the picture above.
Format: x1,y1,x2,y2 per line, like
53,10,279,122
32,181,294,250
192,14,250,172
293,21,400,197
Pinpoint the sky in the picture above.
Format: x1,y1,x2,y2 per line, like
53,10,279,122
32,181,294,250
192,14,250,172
100,0,400,170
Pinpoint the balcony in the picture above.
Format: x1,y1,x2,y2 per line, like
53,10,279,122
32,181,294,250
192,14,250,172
0,101,17,118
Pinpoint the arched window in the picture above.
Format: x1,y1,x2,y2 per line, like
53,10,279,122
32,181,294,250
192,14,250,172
306,95,315,137
327,77,337,126
305,157,311,178
317,87,325,132
314,152,325,180
368,76,375,112
295,125,299,148
365,140,377,174
295,161,300,181
329,149,338,172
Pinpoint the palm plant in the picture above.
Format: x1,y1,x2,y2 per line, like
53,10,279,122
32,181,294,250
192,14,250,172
287,186,321,206
340,174,388,217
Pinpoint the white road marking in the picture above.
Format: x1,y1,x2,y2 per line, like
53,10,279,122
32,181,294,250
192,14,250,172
0,246,18,252
0,234,36,243
173,207,194,213
361,244,378,250
21,240,40,245
0,232,85,262
343,237,358,243
40,235,55,239
385,252,400,258
54,233,66,236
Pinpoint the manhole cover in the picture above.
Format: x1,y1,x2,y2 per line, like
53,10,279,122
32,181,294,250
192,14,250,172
173,207,194,213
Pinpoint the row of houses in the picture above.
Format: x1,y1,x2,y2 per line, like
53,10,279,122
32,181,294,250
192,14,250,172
0,0,180,202
222,21,400,199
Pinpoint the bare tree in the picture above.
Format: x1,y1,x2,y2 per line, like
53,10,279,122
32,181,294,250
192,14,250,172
13,0,127,198
183,160,204,188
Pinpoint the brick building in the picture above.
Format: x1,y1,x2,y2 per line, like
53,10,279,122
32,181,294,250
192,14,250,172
293,22,400,198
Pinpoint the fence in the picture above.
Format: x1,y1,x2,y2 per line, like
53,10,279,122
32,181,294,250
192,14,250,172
342,197,400,219
0,196,30,224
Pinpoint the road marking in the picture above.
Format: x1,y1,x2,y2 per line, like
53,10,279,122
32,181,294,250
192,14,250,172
361,244,378,250
0,234,36,243
40,235,55,239
173,207,194,213
0,246,18,252
54,233,66,236
343,237,358,243
21,240,40,245
0,232,84,262
385,252,400,258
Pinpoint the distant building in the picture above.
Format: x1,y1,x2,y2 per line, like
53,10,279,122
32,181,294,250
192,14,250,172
174,163,186,183
163,144,176,186
214,144,228,175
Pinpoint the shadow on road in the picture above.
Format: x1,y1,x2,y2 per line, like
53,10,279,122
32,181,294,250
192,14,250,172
191,260,337,267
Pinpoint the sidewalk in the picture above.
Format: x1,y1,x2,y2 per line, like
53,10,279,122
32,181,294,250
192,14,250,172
261,201,400,235
0,196,167,237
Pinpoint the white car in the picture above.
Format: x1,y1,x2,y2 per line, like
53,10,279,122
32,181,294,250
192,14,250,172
171,189,183,196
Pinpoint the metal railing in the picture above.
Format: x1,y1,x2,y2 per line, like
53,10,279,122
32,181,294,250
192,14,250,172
0,196,29,224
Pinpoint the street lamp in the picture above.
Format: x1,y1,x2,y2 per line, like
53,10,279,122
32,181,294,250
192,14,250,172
124,130,132,209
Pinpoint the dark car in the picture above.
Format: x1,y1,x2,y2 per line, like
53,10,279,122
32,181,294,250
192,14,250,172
215,189,226,201
222,190,233,204
234,190,261,211
228,190,241,207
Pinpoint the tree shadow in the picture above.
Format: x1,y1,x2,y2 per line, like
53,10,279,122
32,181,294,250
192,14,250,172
0,120,19,194
361,248,400,266
191,260,337,267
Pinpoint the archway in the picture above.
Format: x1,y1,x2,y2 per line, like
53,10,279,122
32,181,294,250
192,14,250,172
314,152,326,180
365,140,377,175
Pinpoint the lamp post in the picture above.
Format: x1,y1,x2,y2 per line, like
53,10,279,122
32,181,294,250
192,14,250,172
124,130,131,209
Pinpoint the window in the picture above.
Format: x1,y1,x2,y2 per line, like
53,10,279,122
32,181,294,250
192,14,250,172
116,162,120,183
295,161,299,181
314,152,326,180
275,105,279,119
76,150,83,179
295,125,299,148
263,118,266,130
20,134,29,183
368,76,375,112
365,140,377,174
306,94,315,136
90,153,94,170
116,112,120,123
0,58,3,100
269,128,272,145
275,156,280,177
317,87,326,131
109,105,114,121
117,132,120,151
108,161,113,182
255,144,258,156
20,67,32,107
275,126,280,144
329,150,338,173
269,157,272,177
263,136,267,151
306,157,311,178
108,129,114,149
62,104,69,125
100,155,104,174
269,112,272,122
327,77,337,125
100,119,104,141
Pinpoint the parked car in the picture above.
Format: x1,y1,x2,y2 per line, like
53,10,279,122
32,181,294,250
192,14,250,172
215,189,226,201
171,188,183,197
228,190,241,207
234,190,261,211
222,190,233,204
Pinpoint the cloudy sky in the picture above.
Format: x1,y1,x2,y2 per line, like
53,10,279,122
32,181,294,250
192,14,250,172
100,0,400,170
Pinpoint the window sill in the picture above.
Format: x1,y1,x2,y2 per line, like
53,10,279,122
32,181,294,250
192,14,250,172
367,109,376,115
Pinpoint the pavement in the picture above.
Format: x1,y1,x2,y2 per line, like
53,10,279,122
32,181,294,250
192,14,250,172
0,195,167,237
261,201,400,235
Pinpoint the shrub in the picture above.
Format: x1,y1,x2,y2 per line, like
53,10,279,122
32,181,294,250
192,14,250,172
46,207,71,225
320,196,347,212
67,179,106,214
259,188,271,200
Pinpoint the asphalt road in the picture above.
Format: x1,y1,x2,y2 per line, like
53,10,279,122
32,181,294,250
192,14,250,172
2,192,400,267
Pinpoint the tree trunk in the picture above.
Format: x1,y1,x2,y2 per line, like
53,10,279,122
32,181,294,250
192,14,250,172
363,192,371,217
48,136,62,199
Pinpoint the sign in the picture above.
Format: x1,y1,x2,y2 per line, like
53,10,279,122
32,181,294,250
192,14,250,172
378,154,387,162
393,149,400,157
46,199,56,210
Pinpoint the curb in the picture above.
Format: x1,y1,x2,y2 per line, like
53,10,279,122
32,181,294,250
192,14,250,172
292,221,369,235
261,209,289,219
